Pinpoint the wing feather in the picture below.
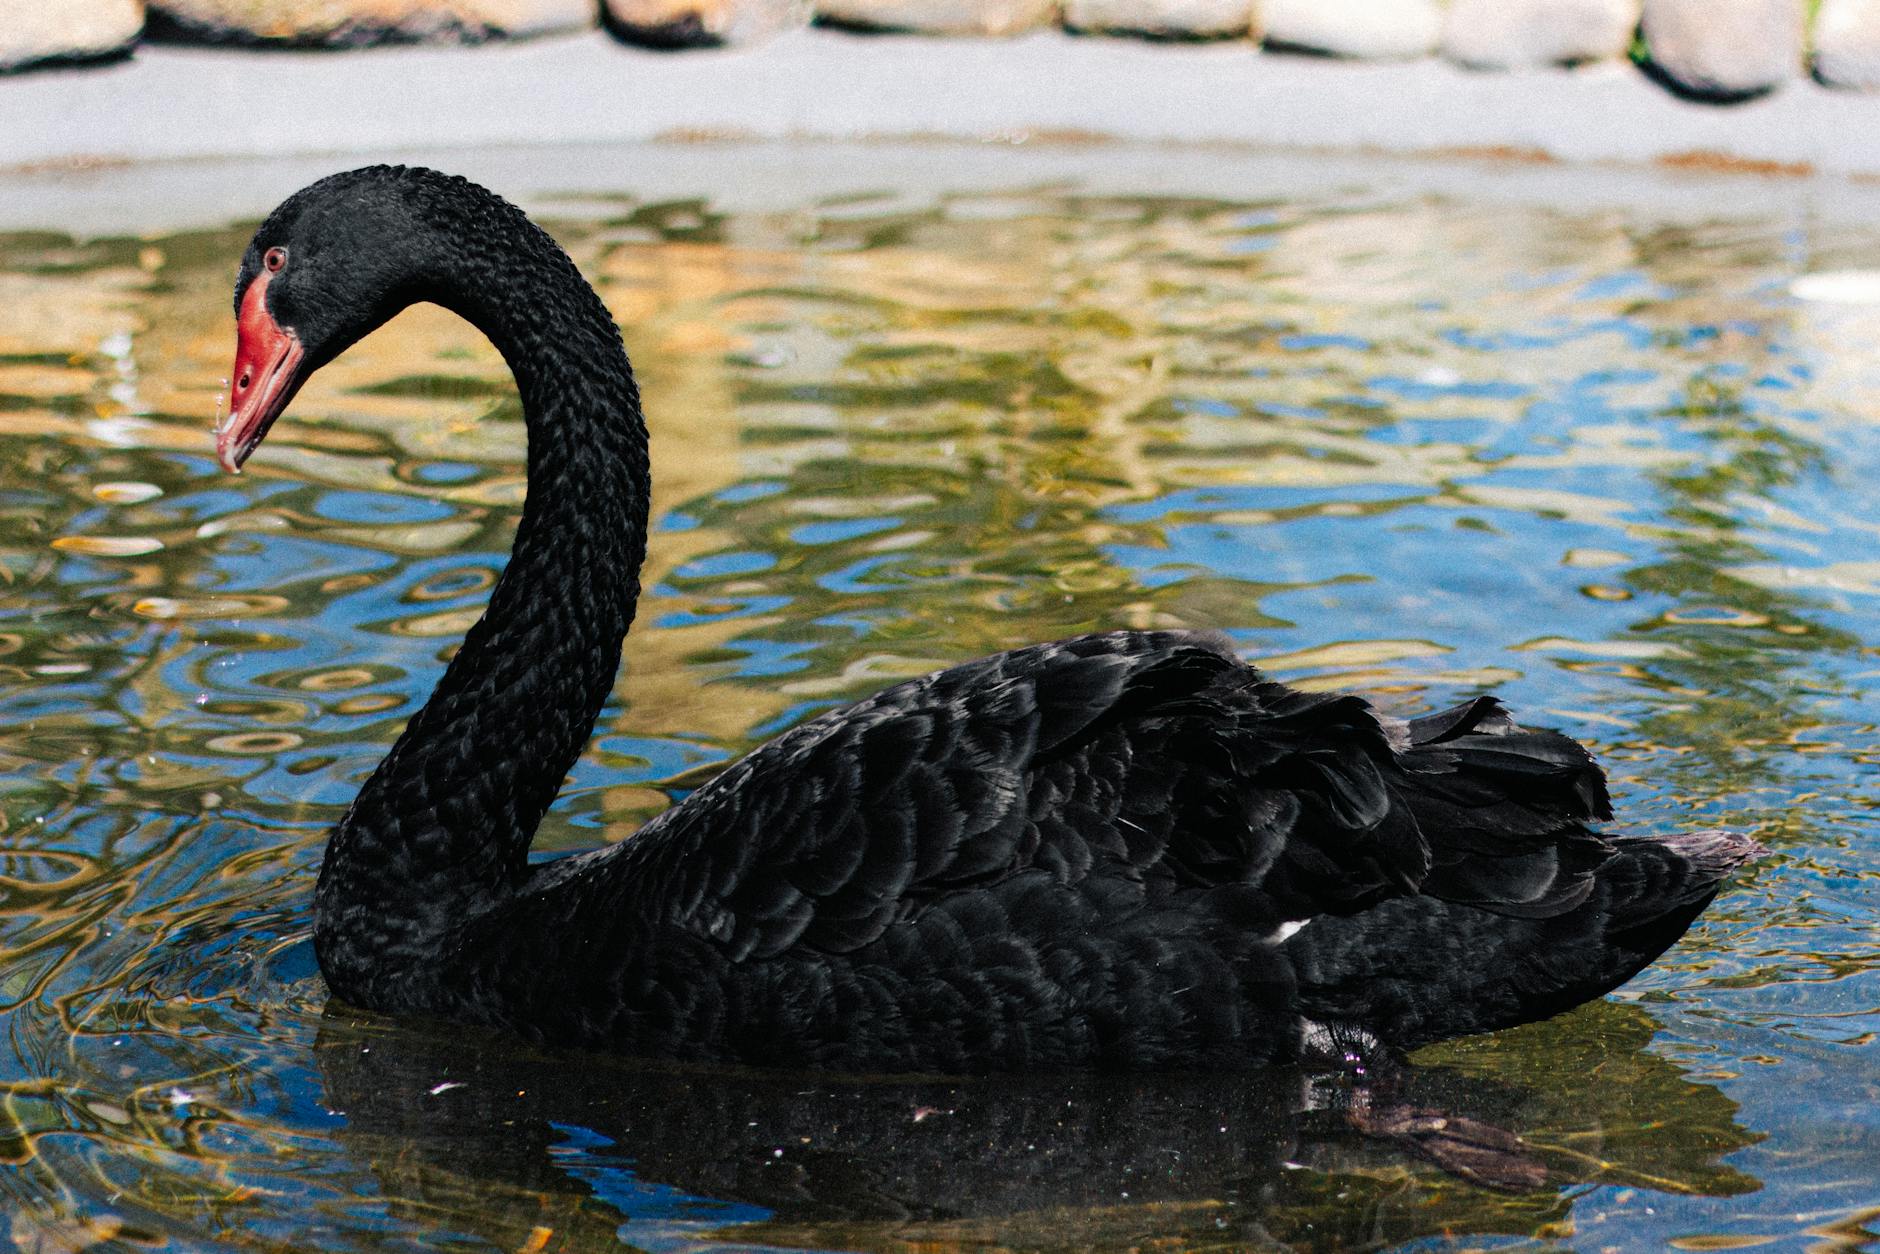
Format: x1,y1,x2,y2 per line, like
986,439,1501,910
633,631,1616,968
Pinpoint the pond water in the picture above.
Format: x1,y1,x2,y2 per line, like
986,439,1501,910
0,152,1876,1250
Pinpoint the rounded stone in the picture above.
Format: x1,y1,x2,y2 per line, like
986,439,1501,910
606,0,810,46
814,0,1057,35
1261,0,1442,59
1640,0,1803,98
1442,0,1640,69
1816,0,1880,89
148,0,595,45
1063,0,1257,40
0,0,143,71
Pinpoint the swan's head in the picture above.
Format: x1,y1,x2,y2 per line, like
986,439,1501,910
217,166,444,472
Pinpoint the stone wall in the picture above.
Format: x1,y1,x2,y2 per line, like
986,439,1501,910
1,0,1873,102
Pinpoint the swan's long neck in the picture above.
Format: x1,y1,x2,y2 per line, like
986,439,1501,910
314,207,649,1004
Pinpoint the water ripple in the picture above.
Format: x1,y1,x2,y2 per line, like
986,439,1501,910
0,181,1872,1249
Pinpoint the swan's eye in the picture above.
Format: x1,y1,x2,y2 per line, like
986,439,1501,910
264,247,287,273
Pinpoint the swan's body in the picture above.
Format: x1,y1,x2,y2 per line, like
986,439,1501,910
217,166,1756,1072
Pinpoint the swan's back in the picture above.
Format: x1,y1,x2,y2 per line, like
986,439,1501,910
429,630,1748,1071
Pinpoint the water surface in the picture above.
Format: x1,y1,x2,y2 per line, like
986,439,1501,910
0,161,1876,1250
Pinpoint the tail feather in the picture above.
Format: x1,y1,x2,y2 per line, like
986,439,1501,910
1422,841,1608,919
1400,703,1613,829
1598,828,1763,945
1287,828,1762,1048
1404,695,1517,744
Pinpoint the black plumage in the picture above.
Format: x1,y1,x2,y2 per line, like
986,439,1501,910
217,166,1759,1073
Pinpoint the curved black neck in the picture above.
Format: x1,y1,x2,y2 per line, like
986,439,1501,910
314,201,649,1003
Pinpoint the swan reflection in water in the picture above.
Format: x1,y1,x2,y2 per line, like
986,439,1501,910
311,996,1758,1252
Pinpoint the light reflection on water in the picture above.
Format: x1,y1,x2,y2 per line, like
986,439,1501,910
0,173,1876,1250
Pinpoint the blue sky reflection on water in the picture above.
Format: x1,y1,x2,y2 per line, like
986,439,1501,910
0,176,1875,1248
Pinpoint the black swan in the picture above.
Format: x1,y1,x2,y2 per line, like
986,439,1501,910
214,166,1758,1073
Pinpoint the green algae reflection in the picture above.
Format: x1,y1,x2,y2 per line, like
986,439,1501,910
0,173,1873,1249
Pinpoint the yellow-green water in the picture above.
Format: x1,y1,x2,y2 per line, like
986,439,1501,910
0,171,1874,1250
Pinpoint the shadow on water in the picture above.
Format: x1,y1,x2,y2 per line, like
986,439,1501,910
310,995,1757,1253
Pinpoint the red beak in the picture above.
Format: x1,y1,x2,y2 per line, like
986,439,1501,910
216,268,305,473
